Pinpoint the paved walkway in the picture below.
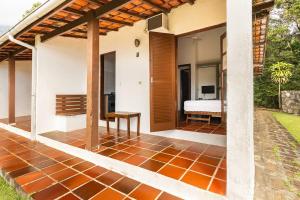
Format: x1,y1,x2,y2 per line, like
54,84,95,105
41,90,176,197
0,129,181,200
254,109,300,200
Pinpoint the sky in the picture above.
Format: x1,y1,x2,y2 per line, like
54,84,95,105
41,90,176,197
0,0,47,26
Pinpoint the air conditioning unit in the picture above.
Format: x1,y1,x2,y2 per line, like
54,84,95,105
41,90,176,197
147,13,169,33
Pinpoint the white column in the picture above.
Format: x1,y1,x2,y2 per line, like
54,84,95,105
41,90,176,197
31,35,40,140
226,0,254,200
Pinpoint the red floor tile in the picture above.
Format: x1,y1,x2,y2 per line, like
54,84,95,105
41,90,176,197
96,171,123,186
162,147,181,156
140,159,165,172
112,177,140,194
91,188,125,200
209,179,226,195
61,174,90,190
158,165,186,180
130,184,161,200
73,181,105,200
190,162,216,176
32,183,68,200
169,157,193,169
181,171,211,189
58,193,81,200
22,176,54,194
124,154,148,166
72,161,94,172
15,171,45,186
110,151,132,161
152,153,174,163
157,192,183,200
215,168,226,181
50,168,78,182
197,155,220,166
83,166,107,178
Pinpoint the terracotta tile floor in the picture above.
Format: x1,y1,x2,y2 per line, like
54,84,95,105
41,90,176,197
42,127,227,196
0,129,182,200
0,116,31,132
177,121,226,135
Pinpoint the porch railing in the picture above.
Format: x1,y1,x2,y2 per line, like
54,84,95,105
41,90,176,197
56,95,87,116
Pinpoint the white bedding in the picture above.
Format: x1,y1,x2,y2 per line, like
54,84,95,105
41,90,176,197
184,100,222,113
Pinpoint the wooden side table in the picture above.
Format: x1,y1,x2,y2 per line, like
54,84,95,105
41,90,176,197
106,112,141,136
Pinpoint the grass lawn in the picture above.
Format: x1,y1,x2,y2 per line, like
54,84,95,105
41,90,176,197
272,112,300,143
0,176,27,200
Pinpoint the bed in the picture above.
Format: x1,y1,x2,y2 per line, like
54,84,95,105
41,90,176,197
184,100,223,124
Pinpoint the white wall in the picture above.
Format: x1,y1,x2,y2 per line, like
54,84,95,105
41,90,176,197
169,0,226,35
0,61,32,119
197,67,217,99
98,21,150,132
35,0,226,134
36,37,87,133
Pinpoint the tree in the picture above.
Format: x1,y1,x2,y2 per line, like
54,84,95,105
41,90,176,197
23,2,42,18
269,62,293,109
254,0,300,108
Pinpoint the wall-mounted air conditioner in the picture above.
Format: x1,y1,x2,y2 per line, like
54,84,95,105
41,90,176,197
147,13,169,33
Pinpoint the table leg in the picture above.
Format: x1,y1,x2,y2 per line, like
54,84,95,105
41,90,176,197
106,117,109,133
127,117,130,136
137,115,140,136
117,117,120,132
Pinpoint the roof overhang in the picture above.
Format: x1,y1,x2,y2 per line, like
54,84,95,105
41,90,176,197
0,0,274,75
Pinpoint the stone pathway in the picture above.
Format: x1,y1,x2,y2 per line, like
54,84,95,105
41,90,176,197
254,109,300,200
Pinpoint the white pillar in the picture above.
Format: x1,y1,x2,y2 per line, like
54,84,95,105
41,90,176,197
226,0,254,199
31,35,40,140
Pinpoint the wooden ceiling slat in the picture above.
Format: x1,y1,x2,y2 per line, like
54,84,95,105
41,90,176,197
41,0,132,42
100,17,133,26
64,7,86,15
141,0,170,13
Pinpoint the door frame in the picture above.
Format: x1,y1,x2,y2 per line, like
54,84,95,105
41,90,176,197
100,51,116,121
149,23,227,131
178,64,191,122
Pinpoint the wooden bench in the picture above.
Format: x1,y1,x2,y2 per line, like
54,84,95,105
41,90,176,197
56,95,86,116
106,112,141,136
185,111,221,124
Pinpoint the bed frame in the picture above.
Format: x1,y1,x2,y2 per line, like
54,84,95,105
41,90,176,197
185,111,222,124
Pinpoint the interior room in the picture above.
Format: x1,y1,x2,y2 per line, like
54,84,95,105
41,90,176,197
100,51,116,120
176,26,227,135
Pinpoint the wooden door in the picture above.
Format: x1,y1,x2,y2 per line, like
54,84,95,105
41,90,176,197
150,32,176,132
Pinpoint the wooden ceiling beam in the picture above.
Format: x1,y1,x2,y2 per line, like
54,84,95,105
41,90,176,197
253,1,274,13
118,10,147,19
86,0,103,6
142,0,170,13
41,0,132,42
48,17,71,24
38,24,59,30
28,30,50,35
100,27,118,31
100,17,133,26
63,7,86,16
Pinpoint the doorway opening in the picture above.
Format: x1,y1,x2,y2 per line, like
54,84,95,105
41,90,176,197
100,51,116,120
176,26,227,135
178,64,191,121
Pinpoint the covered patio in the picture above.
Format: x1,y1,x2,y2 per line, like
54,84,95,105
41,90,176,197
42,127,227,195
0,0,274,199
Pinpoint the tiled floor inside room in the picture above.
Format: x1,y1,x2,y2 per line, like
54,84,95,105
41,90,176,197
42,127,227,196
177,121,226,135
0,115,31,132
0,129,182,200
